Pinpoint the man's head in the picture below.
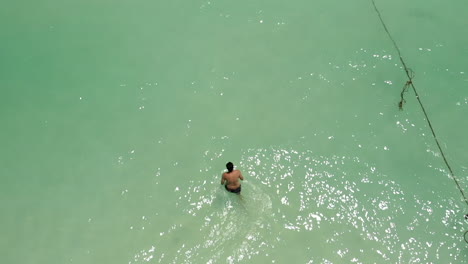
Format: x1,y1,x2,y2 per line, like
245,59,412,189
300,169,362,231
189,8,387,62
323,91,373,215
226,162,234,172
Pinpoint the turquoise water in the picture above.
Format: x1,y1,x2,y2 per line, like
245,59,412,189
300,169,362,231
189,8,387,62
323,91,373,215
1,0,467,263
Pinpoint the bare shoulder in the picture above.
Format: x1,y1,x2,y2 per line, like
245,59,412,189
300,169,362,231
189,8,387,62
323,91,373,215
234,170,243,178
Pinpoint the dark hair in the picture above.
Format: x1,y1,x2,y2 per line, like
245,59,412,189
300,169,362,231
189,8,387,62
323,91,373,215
226,162,234,172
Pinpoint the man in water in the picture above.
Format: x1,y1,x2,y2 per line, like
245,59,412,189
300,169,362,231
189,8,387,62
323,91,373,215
221,162,244,194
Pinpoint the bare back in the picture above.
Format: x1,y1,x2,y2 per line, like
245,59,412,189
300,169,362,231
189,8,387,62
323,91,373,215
222,170,244,189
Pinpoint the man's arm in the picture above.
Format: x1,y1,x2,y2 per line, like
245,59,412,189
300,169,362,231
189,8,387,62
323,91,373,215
239,171,244,181
221,173,226,185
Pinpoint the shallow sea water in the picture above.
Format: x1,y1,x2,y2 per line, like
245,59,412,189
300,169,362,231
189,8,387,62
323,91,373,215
1,0,468,263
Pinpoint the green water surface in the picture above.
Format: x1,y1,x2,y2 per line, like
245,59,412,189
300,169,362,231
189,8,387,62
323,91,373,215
1,0,467,263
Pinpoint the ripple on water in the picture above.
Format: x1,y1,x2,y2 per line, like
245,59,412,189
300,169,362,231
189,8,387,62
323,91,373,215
129,147,466,263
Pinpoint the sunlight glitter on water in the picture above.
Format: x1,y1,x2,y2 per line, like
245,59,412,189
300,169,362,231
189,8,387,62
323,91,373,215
128,147,465,263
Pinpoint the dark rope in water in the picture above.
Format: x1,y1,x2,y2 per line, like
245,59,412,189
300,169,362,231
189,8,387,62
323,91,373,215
371,0,468,229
